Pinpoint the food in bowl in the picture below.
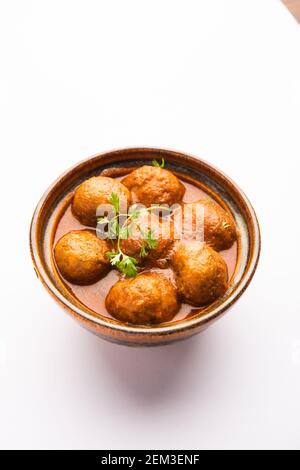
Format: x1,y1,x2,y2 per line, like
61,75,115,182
120,211,174,266
105,272,180,325
72,175,131,226
30,148,261,346
179,199,237,251
54,230,110,284
52,158,238,326
172,241,228,306
121,163,186,206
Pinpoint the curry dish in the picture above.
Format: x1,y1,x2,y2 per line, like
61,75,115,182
53,162,238,326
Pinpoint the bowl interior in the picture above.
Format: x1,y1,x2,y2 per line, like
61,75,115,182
30,148,260,342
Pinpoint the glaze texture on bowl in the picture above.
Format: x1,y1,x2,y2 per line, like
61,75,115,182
30,148,260,346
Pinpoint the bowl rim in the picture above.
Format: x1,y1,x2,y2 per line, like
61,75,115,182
30,147,261,338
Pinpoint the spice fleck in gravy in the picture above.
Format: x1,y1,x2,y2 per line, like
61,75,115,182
53,169,238,323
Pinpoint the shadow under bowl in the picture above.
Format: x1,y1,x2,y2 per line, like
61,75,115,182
30,147,261,346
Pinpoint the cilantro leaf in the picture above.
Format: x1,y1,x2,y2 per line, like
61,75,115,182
110,192,120,213
118,255,138,277
119,225,131,240
97,216,109,224
107,251,138,277
106,251,122,266
140,244,148,258
152,158,165,168
139,229,158,258
108,219,119,239
145,230,158,250
105,193,164,277
222,221,231,230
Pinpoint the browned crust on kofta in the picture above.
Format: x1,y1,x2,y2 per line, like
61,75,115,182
54,230,110,285
72,176,131,226
172,241,228,306
178,199,237,251
105,272,180,325
122,166,185,207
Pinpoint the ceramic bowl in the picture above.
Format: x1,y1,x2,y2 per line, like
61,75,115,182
30,148,260,346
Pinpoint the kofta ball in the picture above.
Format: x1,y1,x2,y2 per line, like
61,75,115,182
172,241,228,306
122,165,185,207
72,176,131,226
120,211,174,266
54,230,110,285
177,199,237,251
105,272,180,325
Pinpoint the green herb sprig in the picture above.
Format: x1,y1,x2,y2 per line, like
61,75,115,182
139,229,158,258
97,194,165,277
106,251,138,277
222,221,231,230
152,158,165,168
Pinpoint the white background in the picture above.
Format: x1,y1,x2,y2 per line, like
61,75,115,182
0,0,299,450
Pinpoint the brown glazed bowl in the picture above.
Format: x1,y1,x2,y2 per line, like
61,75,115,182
30,148,260,346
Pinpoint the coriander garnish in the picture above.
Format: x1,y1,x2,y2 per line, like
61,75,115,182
222,221,231,230
97,194,165,277
139,229,158,258
152,158,165,168
106,251,138,277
